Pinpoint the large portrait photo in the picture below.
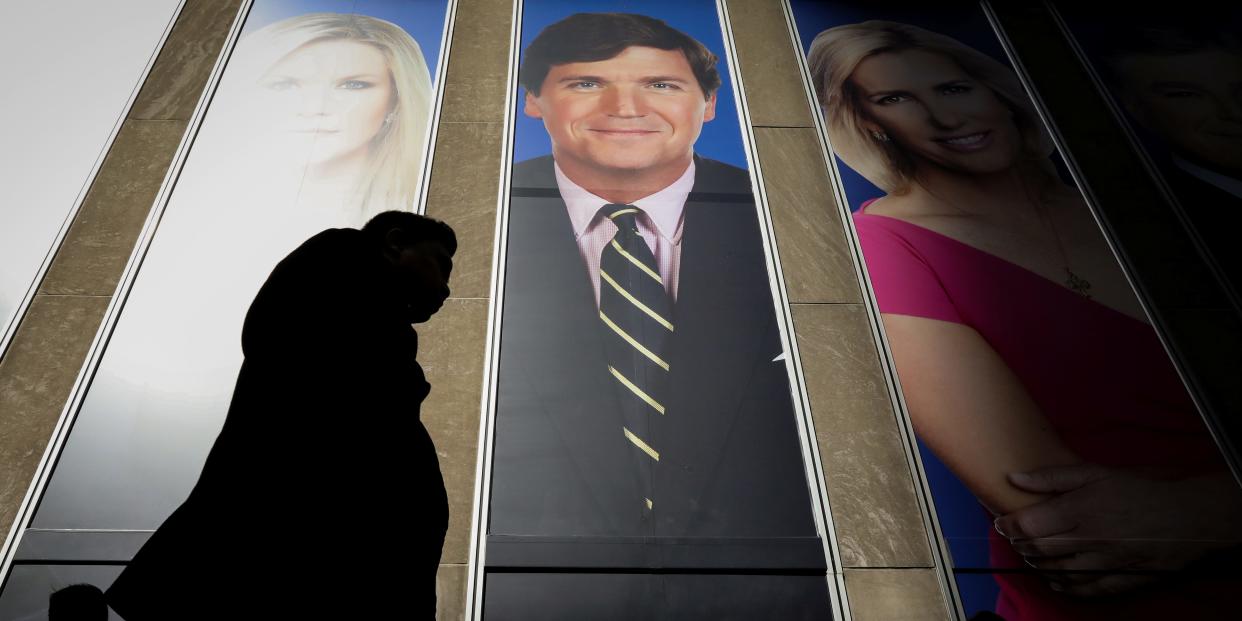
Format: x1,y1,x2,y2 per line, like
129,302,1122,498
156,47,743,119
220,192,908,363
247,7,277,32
492,4,815,540
482,1,833,618
791,1,1242,619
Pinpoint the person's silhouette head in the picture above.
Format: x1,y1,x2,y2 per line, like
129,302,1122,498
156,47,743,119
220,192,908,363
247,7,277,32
49,584,107,621
363,211,456,323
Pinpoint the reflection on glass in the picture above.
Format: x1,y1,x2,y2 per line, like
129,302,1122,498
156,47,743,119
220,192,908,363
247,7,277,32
490,5,816,541
484,573,833,621
29,1,447,534
1056,4,1242,304
791,2,1242,618
0,565,123,621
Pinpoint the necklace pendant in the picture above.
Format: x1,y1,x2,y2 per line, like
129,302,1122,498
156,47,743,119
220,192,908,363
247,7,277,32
1065,268,1092,298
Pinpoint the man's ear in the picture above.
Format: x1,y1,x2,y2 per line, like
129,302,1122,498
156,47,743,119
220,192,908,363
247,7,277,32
703,92,717,123
523,91,544,119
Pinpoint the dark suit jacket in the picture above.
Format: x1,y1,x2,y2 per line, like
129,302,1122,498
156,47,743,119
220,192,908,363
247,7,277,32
1160,160,1242,302
489,156,816,540
107,229,447,619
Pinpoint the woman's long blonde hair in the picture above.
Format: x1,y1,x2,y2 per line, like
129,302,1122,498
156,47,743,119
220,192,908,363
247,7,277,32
807,20,1053,195
232,13,433,219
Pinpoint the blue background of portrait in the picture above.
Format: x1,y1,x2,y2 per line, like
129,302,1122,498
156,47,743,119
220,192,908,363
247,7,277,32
787,1,1026,615
243,0,449,81
513,0,747,169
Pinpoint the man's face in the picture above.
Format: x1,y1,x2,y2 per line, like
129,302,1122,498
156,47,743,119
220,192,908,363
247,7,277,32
390,238,453,324
524,46,717,178
1116,50,1242,175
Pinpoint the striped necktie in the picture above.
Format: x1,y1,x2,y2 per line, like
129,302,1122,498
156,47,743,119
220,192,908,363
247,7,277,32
597,203,673,515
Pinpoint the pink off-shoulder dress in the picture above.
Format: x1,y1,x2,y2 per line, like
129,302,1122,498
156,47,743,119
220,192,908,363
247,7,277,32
853,206,1234,620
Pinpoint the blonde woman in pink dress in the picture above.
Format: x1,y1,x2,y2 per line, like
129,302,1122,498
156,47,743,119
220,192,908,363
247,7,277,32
809,20,1242,620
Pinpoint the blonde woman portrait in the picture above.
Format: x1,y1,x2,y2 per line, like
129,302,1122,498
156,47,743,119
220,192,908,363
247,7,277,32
218,11,433,228
83,10,439,465
810,20,1242,620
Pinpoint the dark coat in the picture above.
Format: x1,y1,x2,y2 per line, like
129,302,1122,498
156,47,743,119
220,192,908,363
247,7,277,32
489,156,817,540
107,228,447,619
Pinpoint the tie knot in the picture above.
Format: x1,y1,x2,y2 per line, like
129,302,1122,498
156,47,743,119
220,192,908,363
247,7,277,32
599,203,642,233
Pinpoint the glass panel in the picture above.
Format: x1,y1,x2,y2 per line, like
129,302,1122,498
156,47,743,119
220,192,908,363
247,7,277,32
31,0,450,532
0,1,181,347
788,1,1242,618
1053,4,1242,306
483,572,833,620
488,0,819,547
0,565,124,621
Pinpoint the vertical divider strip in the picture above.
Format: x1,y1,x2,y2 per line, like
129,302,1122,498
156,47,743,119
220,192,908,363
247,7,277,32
776,1,970,618
715,1,851,618
463,0,525,617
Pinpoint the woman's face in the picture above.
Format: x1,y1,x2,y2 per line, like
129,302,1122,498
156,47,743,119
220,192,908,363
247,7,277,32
257,39,394,168
850,49,1023,176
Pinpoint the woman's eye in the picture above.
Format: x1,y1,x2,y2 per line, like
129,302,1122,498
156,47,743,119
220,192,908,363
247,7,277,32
338,80,373,90
877,95,907,105
942,84,972,95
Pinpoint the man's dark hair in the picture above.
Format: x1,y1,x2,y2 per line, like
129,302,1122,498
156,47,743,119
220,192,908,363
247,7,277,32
519,13,722,99
363,211,457,255
1097,17,1241,87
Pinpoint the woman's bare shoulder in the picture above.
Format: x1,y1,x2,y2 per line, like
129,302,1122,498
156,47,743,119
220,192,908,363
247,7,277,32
863,194,962,231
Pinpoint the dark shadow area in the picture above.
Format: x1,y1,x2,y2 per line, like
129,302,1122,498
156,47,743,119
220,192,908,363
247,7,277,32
49,584,106,621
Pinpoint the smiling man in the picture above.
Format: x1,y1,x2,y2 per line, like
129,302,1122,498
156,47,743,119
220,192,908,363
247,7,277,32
491,13,816,541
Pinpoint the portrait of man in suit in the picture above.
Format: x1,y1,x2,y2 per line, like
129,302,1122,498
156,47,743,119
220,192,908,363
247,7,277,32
490,12,817,540
1099,22,1242,290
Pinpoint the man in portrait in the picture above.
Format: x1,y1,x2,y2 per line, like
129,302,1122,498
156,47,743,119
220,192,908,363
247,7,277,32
490,12,816,540
1100,19,1242,291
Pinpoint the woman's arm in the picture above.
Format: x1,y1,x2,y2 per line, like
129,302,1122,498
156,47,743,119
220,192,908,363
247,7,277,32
881,312,1080,515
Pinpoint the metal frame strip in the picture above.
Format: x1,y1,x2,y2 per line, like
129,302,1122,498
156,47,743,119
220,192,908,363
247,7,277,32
0,0,190,362
777,1,978,617
715,1,851,618
464,0,524,615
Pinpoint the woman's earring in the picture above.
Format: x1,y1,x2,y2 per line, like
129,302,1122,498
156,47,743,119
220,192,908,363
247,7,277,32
871,130,890,142
383,112,396,125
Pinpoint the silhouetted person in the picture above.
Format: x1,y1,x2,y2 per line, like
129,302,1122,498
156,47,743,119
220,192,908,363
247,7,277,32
49,584,107,621
105,211,455,620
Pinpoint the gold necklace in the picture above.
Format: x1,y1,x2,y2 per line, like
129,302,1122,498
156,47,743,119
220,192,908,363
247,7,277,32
917,177,1093,297
1037,199,1093,298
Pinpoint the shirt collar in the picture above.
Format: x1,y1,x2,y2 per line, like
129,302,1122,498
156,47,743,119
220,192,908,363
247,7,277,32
555,160,695,243
1173,154,1242,201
